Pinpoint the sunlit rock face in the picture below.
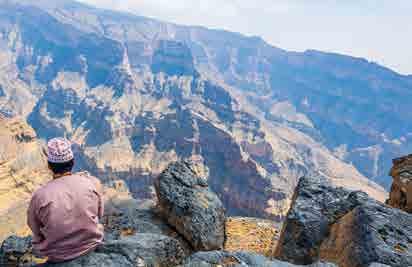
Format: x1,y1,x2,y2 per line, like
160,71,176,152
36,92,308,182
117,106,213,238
0,0,395,220
0,116,51,242
387,154,412,213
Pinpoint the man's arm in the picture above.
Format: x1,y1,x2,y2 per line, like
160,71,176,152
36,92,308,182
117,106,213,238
27,195,44,246
95,179,104,219
78,172,105,219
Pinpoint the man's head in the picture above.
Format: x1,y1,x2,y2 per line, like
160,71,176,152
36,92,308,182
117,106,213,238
47,138,74,175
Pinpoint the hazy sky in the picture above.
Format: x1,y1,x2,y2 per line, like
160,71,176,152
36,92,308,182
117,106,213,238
78,0,412,75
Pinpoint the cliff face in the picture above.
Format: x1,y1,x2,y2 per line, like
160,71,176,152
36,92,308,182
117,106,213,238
0,0,392,221
387,154,412,213
0,116,51,242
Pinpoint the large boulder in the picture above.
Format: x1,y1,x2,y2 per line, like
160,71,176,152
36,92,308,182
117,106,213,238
320,200,412,267
275,176,412,267
154,161,226,251
181,251,337,267
387,154,412,213
274,176,370,264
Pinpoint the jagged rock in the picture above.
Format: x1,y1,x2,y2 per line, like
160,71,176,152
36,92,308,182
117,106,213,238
181,251,337,267
275,176,370,264
154,161,226,251
387,154,412,213
1,234,186,267
224,217,280,257
276,176,412,267
103,196,192,254
319,200,412,267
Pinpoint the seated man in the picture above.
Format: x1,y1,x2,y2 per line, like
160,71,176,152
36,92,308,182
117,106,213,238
27,138,104,263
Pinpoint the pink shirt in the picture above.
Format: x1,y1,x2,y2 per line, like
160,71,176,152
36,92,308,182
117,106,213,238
27,173,104,262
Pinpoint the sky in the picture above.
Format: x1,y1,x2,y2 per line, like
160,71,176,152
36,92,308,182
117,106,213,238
78,0,412,75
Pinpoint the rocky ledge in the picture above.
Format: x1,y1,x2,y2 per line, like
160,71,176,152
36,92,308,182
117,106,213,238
1,161,411,267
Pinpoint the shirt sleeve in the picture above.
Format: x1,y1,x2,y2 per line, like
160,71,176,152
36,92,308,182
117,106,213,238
97,182,104,219
91,177,104,219
27,195,44,246
79,172,105,219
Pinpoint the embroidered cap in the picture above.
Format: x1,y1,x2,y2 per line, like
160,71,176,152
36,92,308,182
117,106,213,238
47,138,74,163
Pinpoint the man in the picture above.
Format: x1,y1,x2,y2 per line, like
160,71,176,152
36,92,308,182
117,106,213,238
27,138,104,263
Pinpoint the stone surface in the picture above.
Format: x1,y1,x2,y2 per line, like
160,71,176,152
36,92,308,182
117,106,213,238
155,161,226,251
224,217,280,257
275,176,370,264
0,235,47,266
387,154,412,213
276,175,412,267
103,193,192,255
368,264,392,267
319,200,412,267
0,117,51,242
1,234,186,267
182,251,337,267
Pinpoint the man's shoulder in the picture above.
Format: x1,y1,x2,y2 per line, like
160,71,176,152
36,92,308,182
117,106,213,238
74,171,100,183
31,181,56,205
73,172,103,192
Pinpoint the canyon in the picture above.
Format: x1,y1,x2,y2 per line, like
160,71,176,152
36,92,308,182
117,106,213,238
0,0,404,221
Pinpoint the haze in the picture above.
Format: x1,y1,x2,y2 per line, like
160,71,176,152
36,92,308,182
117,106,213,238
78,0,412,75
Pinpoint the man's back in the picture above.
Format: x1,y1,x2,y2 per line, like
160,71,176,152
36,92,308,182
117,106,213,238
28,173,104,263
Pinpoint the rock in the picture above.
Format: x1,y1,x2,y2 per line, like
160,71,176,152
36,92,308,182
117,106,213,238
387,154,412,213
0,117,51,242
368,263,392,267
0,235,47,266
154,161,226,251
1,234,186,267
224,217,280,257
103,196,192,254
319,200,412,267
181,251,337,267
275,176,370,264
151,40,198,77
276,176,412,267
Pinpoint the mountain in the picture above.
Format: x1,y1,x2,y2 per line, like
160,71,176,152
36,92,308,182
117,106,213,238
0,0,400,219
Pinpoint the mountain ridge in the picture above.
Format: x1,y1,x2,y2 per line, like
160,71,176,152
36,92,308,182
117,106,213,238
0,0,402,220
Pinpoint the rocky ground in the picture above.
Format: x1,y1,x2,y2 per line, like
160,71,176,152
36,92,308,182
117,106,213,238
1,160,411,267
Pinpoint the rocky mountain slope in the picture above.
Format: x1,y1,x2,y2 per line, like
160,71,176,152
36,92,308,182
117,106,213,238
0,0,402,220
0,115,51,242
